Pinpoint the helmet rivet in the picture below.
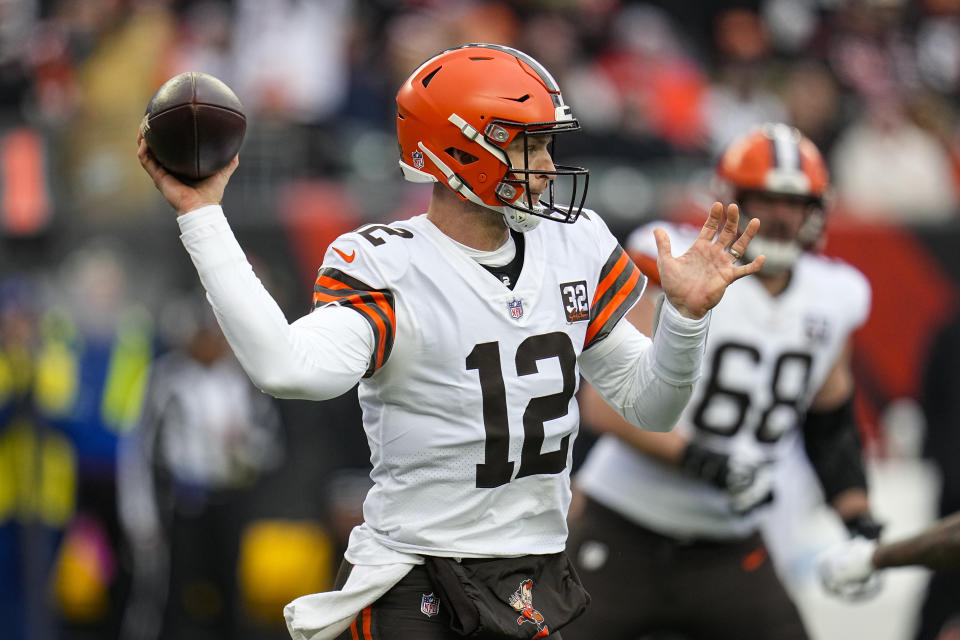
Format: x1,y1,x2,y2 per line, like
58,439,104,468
498,184,516,199
478,173,487,183
486,124,509,143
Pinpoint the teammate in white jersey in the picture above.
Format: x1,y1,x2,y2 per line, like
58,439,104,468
137,44,764,640
567,124,880,640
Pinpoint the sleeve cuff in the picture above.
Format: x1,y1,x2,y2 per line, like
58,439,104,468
177,204,247,271
659,298,710,334
651,298,710,386
177,204,227,235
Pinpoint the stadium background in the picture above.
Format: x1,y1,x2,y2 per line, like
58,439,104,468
1,0,959,639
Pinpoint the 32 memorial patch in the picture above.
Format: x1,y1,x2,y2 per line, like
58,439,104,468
559,281,589,323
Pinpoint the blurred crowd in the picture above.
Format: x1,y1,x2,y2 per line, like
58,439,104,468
4,0,960,233
2,0,960,639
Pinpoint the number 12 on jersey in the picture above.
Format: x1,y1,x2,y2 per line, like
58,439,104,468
466,332,577,488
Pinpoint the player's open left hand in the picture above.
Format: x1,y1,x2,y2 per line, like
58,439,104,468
655,202,764,319
137,125,238,216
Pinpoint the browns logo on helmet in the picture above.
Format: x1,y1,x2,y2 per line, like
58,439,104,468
396,43,589,233
714,123,830,272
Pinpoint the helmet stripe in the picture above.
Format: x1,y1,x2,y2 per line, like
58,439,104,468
769,124,800,171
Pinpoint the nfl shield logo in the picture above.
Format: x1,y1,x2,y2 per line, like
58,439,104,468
421,592,440,617
508,298,524,320
412,150,425,169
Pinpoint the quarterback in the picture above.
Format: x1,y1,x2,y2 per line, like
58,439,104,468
138,44,762,640
567,123,879,640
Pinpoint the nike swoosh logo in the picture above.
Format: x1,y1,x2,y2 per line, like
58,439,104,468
332,247,355,263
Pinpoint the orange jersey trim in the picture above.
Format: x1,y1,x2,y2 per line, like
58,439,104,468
313,273,396,373
592,250,630,309
362,605,373,639
313,288,390,371
585,265,642,345
314,275,396,332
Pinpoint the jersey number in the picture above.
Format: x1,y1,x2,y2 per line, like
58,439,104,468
692,342,813,443
357,224,414,246
466,333,576,488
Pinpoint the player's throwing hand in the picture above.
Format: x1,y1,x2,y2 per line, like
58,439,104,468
137,128,238,216
656,202,764,319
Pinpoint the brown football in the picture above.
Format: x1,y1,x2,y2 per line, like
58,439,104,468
142,71,246,181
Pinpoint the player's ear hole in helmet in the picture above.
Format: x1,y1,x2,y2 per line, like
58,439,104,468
713,123,830,273
396,43,589,233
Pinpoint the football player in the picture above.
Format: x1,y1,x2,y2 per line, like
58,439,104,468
137,44,763,640
566,123,879,640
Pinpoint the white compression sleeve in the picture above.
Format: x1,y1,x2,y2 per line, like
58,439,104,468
178,205,373,400
579,299,709,432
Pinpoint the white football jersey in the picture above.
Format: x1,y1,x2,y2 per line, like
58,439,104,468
576,221,871,539
311,211,645,557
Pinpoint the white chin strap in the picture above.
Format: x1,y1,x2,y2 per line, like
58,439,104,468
744,237,800,275
399,141,542,233
502,207,541,233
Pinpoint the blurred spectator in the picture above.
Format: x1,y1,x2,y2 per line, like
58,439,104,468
827,0,920,101
231,0,351,124
822,0,960,223
915,3,960,94
907,88,960,199
0,275,36,423
545,12,623,136
34,240,155,638
381,7,458,91
831,98,958,222
58,0,176,219
118,291,282,640
761,0,821,54
161,0,235,84
21,15,81,127
0,0,35,123
0,273,75,640
454,1,518,47
0,124,53,236
520,9,576,78
702,8,789,154
592,5,709,150
780,61,843,152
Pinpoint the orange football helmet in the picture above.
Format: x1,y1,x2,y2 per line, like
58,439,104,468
714,123,830,270
396,43,588,232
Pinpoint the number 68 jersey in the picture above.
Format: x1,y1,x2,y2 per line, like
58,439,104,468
577,221,871,540
312,211,644,558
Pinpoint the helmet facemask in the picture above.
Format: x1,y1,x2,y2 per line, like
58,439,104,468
494,121,589,230
736,190,825,275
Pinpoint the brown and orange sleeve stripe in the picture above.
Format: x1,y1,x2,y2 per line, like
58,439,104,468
584,246,647,349
313,267,396,377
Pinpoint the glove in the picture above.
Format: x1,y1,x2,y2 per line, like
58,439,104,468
680,443,774,514
843,512,884,540
817,536,882,601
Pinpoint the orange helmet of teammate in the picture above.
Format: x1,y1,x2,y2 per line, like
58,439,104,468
714,123,830,271
396,43,588,232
